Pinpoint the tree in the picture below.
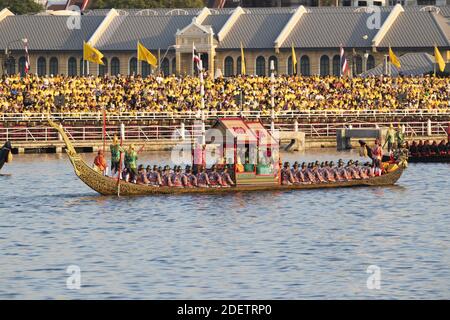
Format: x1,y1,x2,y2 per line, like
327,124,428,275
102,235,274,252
90,0,206,9
0,0,43,14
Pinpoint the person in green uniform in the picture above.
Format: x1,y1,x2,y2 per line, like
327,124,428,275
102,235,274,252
125,144,138,183
385,124,396,153
395,124,405,150
110,135,123,176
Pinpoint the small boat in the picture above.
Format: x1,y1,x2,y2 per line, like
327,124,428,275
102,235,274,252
48,119,407,196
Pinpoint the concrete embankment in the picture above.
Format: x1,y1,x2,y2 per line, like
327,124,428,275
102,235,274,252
10,135,447,154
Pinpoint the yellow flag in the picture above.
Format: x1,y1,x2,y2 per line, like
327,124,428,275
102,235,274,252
434,46,446,72
137,41,158,67
291,43,297,75
389,46,401,68
83,42,104,65
240,41,246,75
447,50,450,62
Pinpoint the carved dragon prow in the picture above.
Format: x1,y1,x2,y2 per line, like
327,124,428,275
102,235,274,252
47,118,81,176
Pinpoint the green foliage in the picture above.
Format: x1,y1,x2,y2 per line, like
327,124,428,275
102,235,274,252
91,0,206,9
0,0,43,14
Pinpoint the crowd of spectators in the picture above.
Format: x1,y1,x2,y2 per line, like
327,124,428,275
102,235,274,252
0,74,449,115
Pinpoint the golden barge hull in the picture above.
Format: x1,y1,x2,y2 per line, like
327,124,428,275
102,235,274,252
49,119,405,196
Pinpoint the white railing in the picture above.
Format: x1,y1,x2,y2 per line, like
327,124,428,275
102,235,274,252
1,121,448,143
1,109,450,123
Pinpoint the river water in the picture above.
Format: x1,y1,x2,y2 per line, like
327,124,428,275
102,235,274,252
0,149,449,299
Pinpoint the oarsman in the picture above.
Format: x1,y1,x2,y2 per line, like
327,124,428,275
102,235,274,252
298,162,310,184
332,160,345,182
148,165,162,186
291,162,301,184
110,135,123,176
353,160,368,179
281,162,295,185
312,161,326,183
171,166,184,188
161,165,172,187
182,166,197,187
145,165,151,179
322,162,336,182
220,167,235,187
305,163,318,183
137,164,149,184
346,160,361,179
197,167,210,188
124,144,138,183
121,167,129,182
208,165,223,187
337,159,352,181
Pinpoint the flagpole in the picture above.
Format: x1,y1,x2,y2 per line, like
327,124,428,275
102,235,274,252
339,46,342,77
157,48,161,75
192,42,195,76
82,49,85,76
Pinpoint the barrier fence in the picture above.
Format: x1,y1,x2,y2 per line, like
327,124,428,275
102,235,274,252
1,109,450,123
1,121,448,143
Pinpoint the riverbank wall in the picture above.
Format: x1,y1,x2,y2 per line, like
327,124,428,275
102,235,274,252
10,135,447,154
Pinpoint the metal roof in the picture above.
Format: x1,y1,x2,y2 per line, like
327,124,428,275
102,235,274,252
95,15,196,51
0,6,449,52
379,11,449,48
283,11,390,49
0,15,104,50
202,13,230,35
218,12,292,49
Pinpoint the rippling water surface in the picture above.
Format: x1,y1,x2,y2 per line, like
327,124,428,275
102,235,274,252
0,149,449,299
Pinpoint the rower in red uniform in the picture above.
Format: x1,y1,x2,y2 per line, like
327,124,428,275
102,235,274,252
148,165,162,186
291,162,301,184
281,162,295,185
161,165,172,187
137,164,150,184
296,162,309,184
323,162,336,182
353,161,368,179
346,160,361,179
220,167,234,187
332,161,345,182
171,166,184,188
182,166,197,187
197,167,210,188
312,161,326,183
208,165,222,187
